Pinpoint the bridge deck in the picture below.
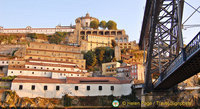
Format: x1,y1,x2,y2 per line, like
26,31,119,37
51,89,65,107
154,32,200,90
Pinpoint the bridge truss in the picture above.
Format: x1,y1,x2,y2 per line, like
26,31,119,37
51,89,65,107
141,0,184,92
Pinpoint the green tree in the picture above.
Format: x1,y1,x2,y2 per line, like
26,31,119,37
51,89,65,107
95,47,106,65
90,20,99,29
99,20,107,29
111,39,117,48
27,33,37,39
99,50,105,63
105,47,114,62
48,32,69,44
84,50,97,69
95,47,114,65
106,20,117,30
55,32,68,38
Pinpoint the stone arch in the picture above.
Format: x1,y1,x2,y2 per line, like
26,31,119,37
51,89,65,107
99,31,103,35
124,38,127,42
86,31,91,35
80,31,85,35
105,31,110,35
117,31,122,35
119,38,123,42
111,31,116,35
92,31,97,35
115,38,118,42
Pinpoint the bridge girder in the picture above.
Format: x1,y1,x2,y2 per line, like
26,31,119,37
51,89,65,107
142,0,184,93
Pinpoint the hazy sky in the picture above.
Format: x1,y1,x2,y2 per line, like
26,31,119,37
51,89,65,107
0,0,199,44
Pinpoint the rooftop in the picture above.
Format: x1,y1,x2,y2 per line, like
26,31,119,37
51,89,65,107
8,67,84,74
12,76,131,84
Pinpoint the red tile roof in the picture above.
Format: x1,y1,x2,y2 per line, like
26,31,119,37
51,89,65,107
0,58,10,60
12,76,66,84
25,54,74,59
25,62,77,68
28,59,77,64
26,48,81,54
29,42,80,48
8,68,83,74
12,76,131,84
66,77,131,84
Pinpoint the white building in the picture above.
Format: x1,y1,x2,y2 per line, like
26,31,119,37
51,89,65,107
0,25,74,35
0,60,9,66
7,60,86,79
11,76,132,98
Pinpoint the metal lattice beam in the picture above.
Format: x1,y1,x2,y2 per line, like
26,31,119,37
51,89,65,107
144,0,184,93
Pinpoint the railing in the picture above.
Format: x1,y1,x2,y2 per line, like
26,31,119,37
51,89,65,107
153,32,200,87
153,50,184,87
185,32,200,58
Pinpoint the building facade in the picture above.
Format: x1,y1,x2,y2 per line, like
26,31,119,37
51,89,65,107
117,41,138,49
102,62,121,76
81,35,114,51
11,76,132,98
26,42,86,69
0,25,74,35
0,13,129,45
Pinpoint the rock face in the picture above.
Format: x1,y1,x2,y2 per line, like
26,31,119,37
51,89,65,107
0,45,25,57
0,90,63,108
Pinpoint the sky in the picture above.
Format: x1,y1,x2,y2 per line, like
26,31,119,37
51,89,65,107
0,0,199,44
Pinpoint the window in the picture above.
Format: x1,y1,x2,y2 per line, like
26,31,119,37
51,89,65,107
56,86,60,91
20,71,22,73
111,86,114,91
87,86,90,91
44,86,47,90
34,67,36,69
60,73,62,76
19,85,23,90
11,71,13,73
32,72,34,74
53,68,55,70
32,85,35,90
75,86,78,90
99,86,102,91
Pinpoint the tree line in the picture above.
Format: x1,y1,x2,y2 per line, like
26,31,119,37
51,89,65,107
26,32,69,44
90,20,117,30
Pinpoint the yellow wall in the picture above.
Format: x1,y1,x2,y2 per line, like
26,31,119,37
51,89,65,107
82,35,114,51
102,62,120,76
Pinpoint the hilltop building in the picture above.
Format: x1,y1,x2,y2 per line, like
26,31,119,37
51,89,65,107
0,25,74,35
0,13,129,47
